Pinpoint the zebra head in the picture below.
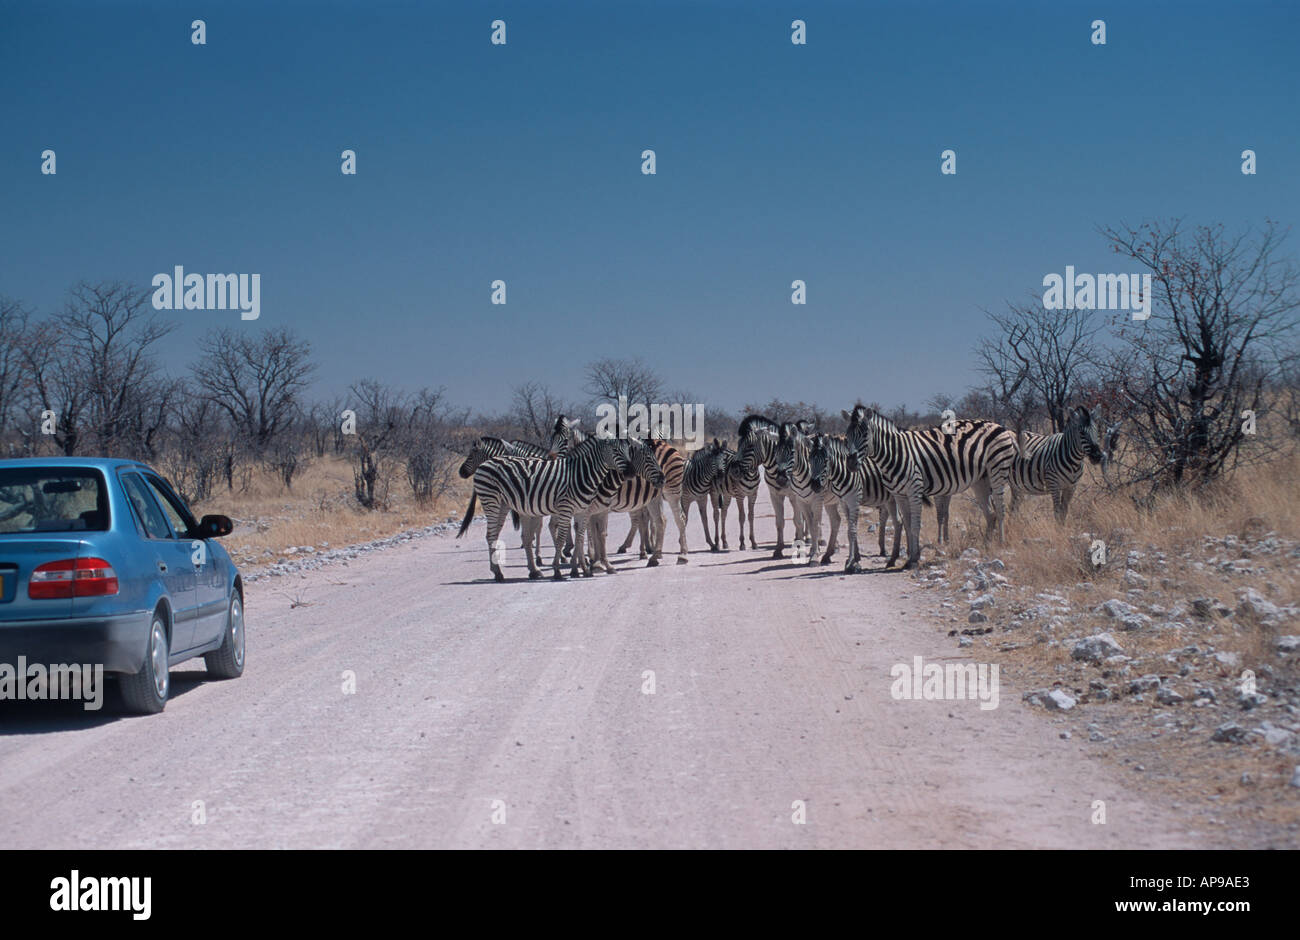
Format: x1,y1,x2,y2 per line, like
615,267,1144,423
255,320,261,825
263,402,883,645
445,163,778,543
842,404,880,457
458,436,503,478
1071,406,1104,465
548,415,583,457
628,437,665,487
808,435,829,493
773,422,809,483
693,438,728,487
737,414,780,474
587,435,633,481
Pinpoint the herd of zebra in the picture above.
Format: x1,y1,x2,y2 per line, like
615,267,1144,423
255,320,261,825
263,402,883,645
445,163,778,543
455,404,1106,581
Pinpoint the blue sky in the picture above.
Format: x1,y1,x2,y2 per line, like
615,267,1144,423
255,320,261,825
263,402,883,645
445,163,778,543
2,0,1296,414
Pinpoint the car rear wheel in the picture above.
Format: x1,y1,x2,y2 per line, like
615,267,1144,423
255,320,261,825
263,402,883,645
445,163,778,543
119,613,169,714
204,592,245,680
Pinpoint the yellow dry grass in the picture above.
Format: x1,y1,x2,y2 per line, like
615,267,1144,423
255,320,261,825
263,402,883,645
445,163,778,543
191,457,471,570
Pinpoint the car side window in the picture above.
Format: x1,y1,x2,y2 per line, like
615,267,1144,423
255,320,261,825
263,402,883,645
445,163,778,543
121,472,173,540
143,475,194,540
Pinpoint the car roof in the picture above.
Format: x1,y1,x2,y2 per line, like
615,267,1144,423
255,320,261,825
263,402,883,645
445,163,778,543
0,457,151,472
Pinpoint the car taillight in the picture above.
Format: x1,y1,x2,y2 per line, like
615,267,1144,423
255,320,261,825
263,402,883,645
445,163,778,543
28,558,119,599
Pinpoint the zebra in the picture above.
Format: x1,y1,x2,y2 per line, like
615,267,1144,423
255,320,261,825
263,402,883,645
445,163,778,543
575,437,666,574
714,444,759,550
1010,405,1105,521
615,436,690,564
737,414,807,559
931,405,1106,536
809,433,903,572
680,439,729,552
843,405,1018,569
551,417,690,566
460,435,633,581
457,436,552,557
771,422,842,565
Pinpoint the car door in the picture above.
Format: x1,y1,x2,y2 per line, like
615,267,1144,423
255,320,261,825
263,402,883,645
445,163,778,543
142,472,228,649
119,471,200,654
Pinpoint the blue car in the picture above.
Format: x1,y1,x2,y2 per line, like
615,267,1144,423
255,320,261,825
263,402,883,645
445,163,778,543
0,458,244,714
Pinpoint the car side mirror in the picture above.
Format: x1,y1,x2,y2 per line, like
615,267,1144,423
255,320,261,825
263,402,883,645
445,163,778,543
195,514,233,538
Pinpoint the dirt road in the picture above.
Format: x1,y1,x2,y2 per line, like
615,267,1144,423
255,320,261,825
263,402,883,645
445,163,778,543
0,491,1205,848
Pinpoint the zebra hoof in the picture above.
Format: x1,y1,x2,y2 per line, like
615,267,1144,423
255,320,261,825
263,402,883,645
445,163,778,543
820,554,834,565
528,570,542,580
493,570,505,583
646,557,660,568
676,556,689,565
772,550,784,560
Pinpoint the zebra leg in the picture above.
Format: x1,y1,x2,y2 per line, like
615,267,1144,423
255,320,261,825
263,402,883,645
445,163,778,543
932,495,951,544
746,493,757,549
735,492,746,550
1053,483,1072,523
820,496,840,564
769,485,787,558
668,488,689,563
646,498,665,567
692,495,717,551
521,517,544,579
877,505,887,556
616,511,637,554
593,511,615,574
715,492,729,550
843,494,862,573
888,497,904,567
990,473,1010,543
899,490,923,570
971,477,998,543
551,514,572,580
484,499,507,582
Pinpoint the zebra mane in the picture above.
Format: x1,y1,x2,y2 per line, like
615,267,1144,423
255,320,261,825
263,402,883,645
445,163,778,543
738,414,779,439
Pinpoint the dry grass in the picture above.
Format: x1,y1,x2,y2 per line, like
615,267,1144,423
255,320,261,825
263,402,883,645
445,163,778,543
921,456,1300,846
191,457,471,570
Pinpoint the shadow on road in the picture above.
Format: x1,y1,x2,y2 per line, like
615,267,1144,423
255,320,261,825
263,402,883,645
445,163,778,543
0,671,206,735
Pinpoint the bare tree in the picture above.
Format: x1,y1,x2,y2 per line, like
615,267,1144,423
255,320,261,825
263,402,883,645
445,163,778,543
510,382,569,443
1099,219,1300,492
192,327,315,452
583,357,664,410
345,379,407,509
0,297,30,440
976,296,1099,433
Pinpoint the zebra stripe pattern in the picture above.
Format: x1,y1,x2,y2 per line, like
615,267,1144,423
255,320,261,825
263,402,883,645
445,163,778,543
1011,405,1104,521
809,433,902,571
737,414,807,558
844,405,1018,569
772,422,842,565
465,435,632,581
680,439,728,552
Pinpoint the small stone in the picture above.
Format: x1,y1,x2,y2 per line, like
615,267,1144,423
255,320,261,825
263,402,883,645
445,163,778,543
1072,633,1124,663
1212,723,1248,744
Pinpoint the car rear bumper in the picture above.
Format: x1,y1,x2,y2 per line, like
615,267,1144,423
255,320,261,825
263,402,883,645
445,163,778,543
0,610,152,674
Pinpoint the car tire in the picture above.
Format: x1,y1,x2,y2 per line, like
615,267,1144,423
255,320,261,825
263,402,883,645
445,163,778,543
120,612,170,714
204,591,245,680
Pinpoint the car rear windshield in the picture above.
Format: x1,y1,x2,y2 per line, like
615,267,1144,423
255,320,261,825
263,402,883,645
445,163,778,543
0,468,110,533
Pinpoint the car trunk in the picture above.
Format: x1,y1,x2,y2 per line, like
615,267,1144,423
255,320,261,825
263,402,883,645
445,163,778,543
0,536,88,621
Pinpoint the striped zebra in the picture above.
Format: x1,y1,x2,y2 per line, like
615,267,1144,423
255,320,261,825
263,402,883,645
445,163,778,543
771,423,842,565
457,436,552,557
552,417,690,565
931,406,1105,536
809,433,902,572
616,437,690,564
843,405,1018,569
1010,405,1104,520
680,439,729,552
737,415,807,559
460,435,632,581
714,444,759,550
575,437,666,574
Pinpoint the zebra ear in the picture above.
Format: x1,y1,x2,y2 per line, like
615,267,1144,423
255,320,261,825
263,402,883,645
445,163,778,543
841,409,851,421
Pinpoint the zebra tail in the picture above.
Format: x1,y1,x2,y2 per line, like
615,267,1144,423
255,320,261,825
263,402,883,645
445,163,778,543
921,495,933,507
456,491,478,538
511,509,521,531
